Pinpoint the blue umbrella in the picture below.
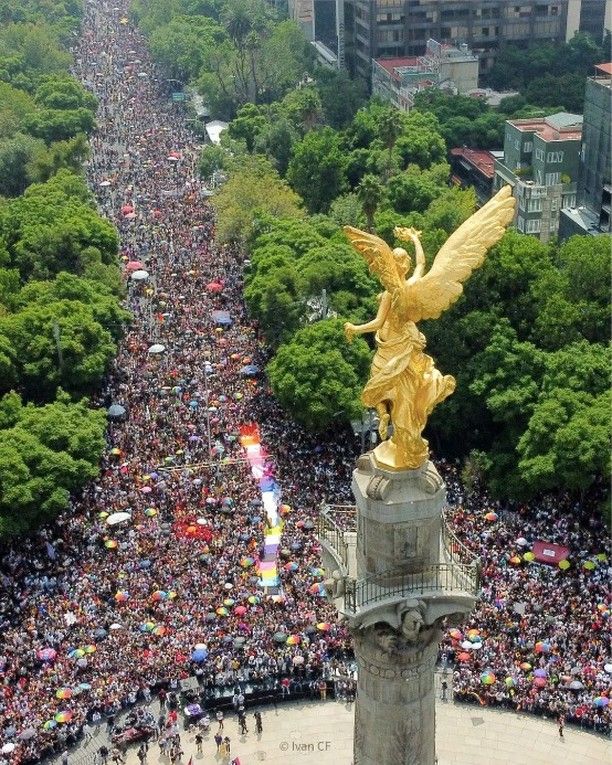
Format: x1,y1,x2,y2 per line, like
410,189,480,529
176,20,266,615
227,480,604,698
240,364,260,377
191,649,208,663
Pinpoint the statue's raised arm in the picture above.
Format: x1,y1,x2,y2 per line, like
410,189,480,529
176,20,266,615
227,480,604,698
343,186,515,472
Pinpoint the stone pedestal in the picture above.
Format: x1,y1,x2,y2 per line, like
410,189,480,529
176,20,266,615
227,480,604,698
352,455,445,578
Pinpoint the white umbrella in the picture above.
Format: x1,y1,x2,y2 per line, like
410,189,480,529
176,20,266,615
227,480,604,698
605,663,612,674
106,511,132,526
99,180,111,187
194,643,207,650
130,270,149,281
516,537,528,546
461,640,472,650
148,344,166,354
110,623,123,630
2,743,15,753
470,641,483,650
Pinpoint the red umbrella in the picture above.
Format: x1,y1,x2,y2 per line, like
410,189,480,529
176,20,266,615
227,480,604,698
121,204,134,215
206,281,223,293
125,261,144,273
457,652,471,662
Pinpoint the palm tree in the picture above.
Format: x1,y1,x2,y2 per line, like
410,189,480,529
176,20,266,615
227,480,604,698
357,174,384,232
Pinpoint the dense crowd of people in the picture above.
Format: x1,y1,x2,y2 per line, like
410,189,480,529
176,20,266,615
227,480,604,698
0,2,608,763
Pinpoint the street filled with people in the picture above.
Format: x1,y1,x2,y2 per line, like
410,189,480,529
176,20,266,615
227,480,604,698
0,2,608,763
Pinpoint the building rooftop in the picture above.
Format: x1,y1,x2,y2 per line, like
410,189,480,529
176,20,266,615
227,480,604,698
594,62,612,76
450,148,497,180
375,57,420,82
509,112,583,141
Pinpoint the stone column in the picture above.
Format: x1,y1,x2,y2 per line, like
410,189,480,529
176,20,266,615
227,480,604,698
348,454,460,765
352,624,439,765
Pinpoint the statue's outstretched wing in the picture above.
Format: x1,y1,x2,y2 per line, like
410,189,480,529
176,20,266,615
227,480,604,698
405,185,515,322
344,226,403,296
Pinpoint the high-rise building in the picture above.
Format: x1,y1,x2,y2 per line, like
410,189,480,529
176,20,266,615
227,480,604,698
560,63,612,238
494,112,583,242
343,1,570,81
564,0,612,41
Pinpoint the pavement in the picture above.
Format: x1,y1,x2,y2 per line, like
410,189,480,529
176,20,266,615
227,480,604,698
55,690,611,765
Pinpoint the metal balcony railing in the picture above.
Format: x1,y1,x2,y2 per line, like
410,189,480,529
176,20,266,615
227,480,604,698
317,504,356,570
343,562,480,614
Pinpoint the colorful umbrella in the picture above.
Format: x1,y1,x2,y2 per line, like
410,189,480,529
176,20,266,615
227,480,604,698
520,662,532,671
505,677,516,688
484,511,498,522
68,648,85,659
139,622,156,632
535,641,551,654
523,551,536,562
216,607,228,616
115,591,129,603
283,562,298,572
144,507,158,517
248,596,260,605
223,598,235,607
286,635,301,645
54,712,73,724
558,559,570,570
83,645,96,654
152,625,167,636
449,628,463,641
457,652,471,662
55,688,73,700
317,622,331,632
104,540,118,549
480,671,496,685
509,555,522,565
240,557,255,568
43,720,57,731
151,590,168,601
308,583,326,596
594,697,610,708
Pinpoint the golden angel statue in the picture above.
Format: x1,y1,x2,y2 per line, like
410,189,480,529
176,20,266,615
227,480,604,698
344,185,515,472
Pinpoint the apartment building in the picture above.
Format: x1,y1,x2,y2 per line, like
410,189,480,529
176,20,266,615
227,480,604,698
372,38,478,111
560,63,612,237
344,1,569,81
494,112,583,242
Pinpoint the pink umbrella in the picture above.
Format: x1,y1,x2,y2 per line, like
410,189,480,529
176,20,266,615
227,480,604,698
125,260,144,273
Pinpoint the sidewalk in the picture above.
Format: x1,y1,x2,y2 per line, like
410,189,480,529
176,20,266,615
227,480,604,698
56,696,610,765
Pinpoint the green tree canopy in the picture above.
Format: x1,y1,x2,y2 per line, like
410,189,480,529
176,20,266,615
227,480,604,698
0,170,119,282
211,155,304,243
0,390,106,535
266,318,371,431
286,127,347,213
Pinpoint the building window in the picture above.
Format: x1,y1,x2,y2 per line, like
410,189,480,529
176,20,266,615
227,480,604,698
527,197,542,212
523,142,533,153
526,218,541,233
563,194,576,208
534,148,545,161
546,151,564,163
545,172,561,185
550,197,559,211
517,216,525,232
